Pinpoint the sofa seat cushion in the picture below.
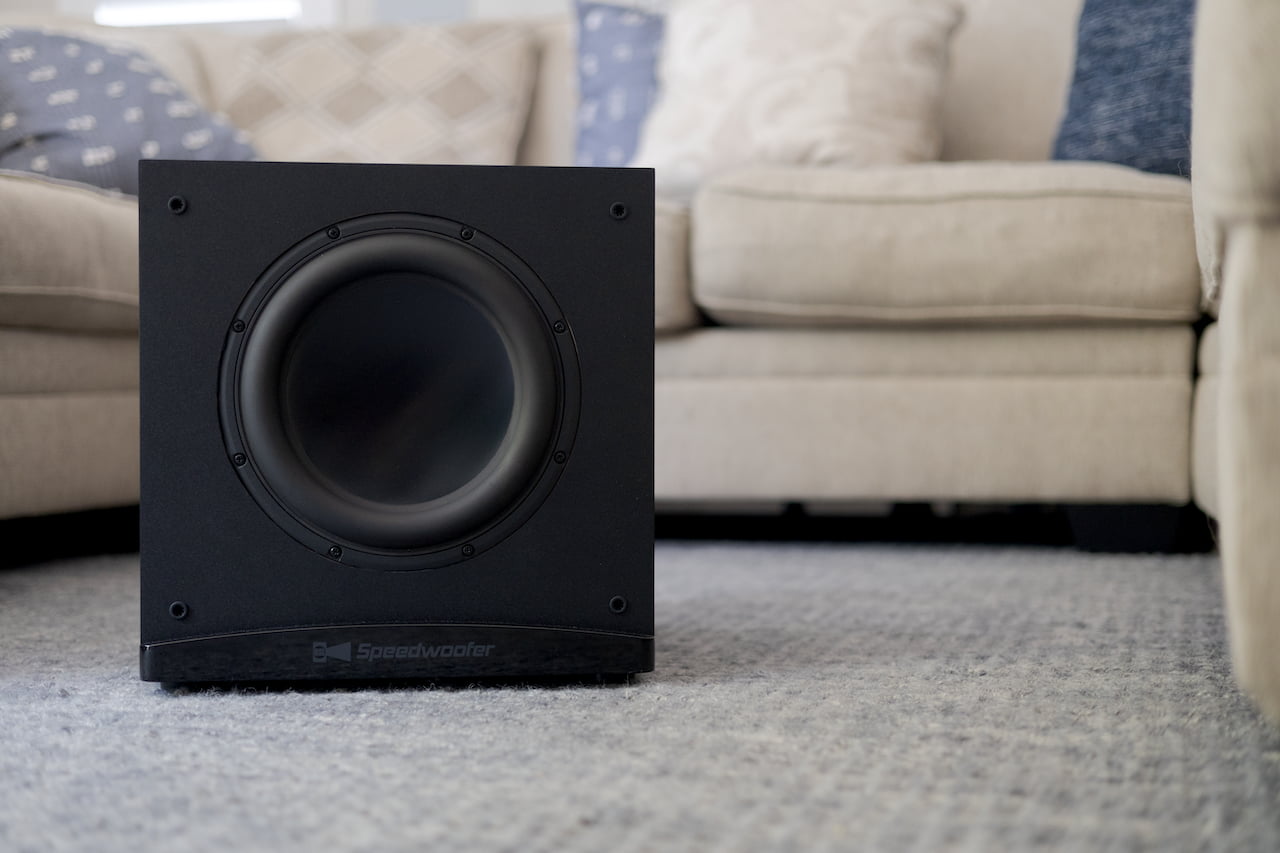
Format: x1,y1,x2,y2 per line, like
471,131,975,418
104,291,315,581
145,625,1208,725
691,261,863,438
693,161,1201,325
0,327,136,394
0,171,137,332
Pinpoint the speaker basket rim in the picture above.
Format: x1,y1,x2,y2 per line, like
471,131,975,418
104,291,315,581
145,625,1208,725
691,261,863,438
218,213,581,570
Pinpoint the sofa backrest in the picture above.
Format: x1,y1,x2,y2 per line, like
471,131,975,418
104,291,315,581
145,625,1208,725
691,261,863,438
515,19,576,168
940,0,1084,162
521,0,1087,168
3,1,1085,169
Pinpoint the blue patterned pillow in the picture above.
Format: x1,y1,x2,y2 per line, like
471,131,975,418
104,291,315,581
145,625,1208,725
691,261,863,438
0,28,256,195
574,2,665,167
1052,0,1195,176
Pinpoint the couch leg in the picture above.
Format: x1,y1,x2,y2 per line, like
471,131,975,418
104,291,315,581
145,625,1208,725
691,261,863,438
1064,504,1216,553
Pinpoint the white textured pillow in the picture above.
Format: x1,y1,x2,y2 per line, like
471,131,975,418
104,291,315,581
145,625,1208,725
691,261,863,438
633,0,963,194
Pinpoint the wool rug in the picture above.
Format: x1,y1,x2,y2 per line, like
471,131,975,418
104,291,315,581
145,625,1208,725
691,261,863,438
2,543,1278,852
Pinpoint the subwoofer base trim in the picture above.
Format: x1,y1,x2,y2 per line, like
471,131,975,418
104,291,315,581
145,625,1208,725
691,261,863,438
140,623,655,684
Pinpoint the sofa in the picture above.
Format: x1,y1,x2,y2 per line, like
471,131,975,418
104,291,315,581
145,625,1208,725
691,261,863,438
0,0,1209,521
0,1,1270,715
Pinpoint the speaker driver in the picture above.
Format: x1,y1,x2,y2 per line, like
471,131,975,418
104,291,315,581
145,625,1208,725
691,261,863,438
219,214,578,568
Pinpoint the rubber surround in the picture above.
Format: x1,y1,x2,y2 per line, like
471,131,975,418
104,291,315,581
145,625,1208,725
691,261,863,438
219,214,580,570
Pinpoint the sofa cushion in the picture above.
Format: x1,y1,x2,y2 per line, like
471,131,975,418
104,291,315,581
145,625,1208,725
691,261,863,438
0,391,139,518
0,16,213,107
937,0,1082,163
196,23,537,166
632,0,963,194
573,1,664,167
692,161,1200,325
0,327,136,394
655,326,1194,504
1052,0,1194,177
0,171,137,332
514,19,577,167
0,28,256,194
654,197,696,333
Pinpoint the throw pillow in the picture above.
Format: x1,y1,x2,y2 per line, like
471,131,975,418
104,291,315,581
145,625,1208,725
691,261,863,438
212,24,537,166
0,27,256,195
573,1,666,167
1052,0,1195,176
631,0,963,195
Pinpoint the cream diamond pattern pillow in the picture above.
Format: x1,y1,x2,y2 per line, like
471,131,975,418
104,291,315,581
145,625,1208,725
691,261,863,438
633,0,963,194
212,24,537,165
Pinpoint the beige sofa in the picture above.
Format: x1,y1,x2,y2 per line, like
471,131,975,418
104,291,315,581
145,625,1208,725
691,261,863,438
1,0,1208,517
0,2,1267,711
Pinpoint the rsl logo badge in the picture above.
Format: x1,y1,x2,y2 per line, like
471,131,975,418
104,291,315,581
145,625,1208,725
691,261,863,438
311,641,351,663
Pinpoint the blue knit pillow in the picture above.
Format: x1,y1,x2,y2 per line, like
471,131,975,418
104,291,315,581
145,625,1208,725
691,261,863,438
0,28,257,195
573,2,665,167
1052,0,1195,176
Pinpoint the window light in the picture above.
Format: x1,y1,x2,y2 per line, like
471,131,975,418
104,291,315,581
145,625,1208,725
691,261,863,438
93,1,303,27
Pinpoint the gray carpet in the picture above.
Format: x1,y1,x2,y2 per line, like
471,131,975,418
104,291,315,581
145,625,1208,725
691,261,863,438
2,543,1279,852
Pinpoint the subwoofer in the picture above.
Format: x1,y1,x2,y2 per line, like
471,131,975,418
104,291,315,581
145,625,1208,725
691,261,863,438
138,161,654,684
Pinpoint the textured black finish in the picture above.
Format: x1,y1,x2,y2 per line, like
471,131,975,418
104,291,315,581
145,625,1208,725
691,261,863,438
138,161,654,683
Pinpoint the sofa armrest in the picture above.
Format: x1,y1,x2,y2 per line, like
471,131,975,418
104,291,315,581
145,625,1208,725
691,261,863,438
1191,0,1280,227
1192,0,1280,312
1193,0,1280,725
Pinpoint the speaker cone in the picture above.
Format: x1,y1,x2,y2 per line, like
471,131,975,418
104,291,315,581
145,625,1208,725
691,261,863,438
220,215,576,566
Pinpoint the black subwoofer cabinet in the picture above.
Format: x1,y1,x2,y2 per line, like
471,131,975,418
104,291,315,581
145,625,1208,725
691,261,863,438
138,161,654,684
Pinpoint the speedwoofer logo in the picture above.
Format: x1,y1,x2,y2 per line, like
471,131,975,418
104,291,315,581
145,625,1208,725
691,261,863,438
312,641,496,664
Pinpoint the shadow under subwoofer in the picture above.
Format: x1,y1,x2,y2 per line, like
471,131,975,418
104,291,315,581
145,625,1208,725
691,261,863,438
138,161,654,684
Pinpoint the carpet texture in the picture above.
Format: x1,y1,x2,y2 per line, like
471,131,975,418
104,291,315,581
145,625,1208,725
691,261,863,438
2,543,1279,852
